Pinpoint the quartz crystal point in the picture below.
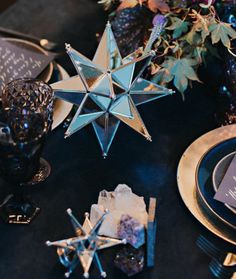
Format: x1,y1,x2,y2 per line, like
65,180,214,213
90,184,148,238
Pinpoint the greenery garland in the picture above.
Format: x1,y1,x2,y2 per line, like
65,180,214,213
99,0,236,96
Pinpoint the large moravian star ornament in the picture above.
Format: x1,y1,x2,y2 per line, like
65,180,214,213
51,22,174,157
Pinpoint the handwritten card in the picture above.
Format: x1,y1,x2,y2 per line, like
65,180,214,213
0,39,53,93
214,154,236,208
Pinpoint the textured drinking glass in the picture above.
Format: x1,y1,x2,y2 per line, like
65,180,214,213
2,78,54,184
0,110,49,224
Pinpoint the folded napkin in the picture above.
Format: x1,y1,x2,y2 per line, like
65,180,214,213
0,38,54,93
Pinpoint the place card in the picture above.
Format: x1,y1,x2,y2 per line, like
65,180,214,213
0,39,53,93
214,154,236,208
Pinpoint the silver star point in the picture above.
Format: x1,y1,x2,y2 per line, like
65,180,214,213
65,43,71,51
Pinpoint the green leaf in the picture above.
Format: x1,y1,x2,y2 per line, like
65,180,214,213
166,17,189,39
185,28,202,46
184,18,209,45
161,57,200,94
200,26,210,42
173,72,188,95
152,68,173,84
209,22,236,48
192,46,207,64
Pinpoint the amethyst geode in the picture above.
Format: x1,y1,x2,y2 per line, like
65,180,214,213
117,214,145,248
114,246,144,276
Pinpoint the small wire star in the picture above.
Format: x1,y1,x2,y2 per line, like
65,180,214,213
46,209,126,278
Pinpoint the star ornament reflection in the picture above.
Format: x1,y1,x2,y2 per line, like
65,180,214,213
51,22,174,157
46,209,126,278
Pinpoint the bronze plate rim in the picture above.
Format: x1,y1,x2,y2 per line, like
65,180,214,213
177,125,236,245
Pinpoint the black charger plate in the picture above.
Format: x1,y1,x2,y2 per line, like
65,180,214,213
197,138,236,230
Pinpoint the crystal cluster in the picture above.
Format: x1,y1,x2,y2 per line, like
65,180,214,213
117,214,145,248
90,184,148,238
114,246,144,276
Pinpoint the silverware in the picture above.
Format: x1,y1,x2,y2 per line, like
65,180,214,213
197,235,222,259
197,236,236,279
0,26,58,51
210,258,236,279
224,254,236,267
197,235,236,265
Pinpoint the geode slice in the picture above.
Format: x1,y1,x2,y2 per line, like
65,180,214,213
117,214,145,248
114,246,144,277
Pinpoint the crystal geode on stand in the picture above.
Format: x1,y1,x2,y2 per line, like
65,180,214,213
90,184,148,238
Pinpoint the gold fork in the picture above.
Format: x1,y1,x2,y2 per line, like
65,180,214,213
224,253,236,267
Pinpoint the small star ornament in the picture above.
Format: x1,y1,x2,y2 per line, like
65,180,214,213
51,22,174,157
46,209,126,278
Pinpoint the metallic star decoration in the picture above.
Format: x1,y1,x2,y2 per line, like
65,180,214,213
46,209,126,278
51,22,174,157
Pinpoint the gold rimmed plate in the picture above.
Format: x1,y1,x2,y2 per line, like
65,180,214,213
177,125,236,245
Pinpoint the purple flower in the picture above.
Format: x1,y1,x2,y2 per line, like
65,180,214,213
152,14,167,27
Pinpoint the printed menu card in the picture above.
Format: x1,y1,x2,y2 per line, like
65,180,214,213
0,38,53,93
214,154,236,208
